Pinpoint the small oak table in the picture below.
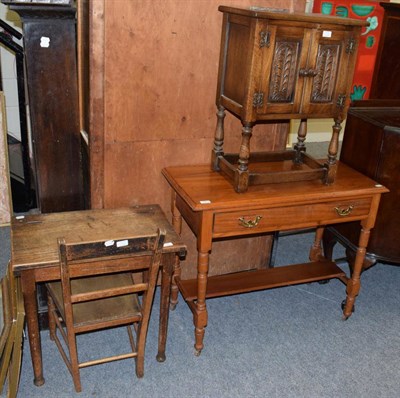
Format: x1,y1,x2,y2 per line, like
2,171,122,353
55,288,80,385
11,205,186,387
162,163,387,355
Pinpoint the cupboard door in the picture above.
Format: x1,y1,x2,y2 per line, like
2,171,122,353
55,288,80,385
257,24,311,116
302,28,356,117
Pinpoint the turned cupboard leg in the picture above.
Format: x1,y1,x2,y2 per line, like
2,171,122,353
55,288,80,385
325,118,343,184
233,123,253,193
212,105,226,170
238,123,253,172
294,119,307,163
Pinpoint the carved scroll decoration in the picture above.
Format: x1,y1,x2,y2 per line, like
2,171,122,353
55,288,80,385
311,44,340,103
268,40,299,103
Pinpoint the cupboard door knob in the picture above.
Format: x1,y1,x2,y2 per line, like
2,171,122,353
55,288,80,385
307,68,317,77
238,215,263,228
299,68,309,77
299,68,317,77
334,205,354,216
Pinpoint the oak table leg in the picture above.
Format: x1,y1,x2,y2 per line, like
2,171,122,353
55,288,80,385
309,226,325,262
343,226,371,319
170,191,182,310
20,271,44,386
194,249,210,355
193,212,213,355
156,253,174,362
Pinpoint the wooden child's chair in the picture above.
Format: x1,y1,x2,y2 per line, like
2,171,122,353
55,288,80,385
46,228,166,392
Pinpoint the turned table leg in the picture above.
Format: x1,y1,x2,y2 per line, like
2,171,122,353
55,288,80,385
193,212,213,355
20,271,45,386
156,253,174,362
343,194,381,319
343,225,371,319
309,226,325,262
194,249,210,355
170,191,182,310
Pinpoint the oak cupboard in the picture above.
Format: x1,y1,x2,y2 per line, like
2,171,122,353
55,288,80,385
212,6,367,192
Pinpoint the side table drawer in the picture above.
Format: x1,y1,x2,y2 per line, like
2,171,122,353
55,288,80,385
213,197,372,237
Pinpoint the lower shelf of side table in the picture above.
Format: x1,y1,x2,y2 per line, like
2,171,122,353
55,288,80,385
177,260,346,301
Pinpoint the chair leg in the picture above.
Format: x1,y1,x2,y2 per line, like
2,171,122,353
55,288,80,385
126,325,136,352
47,295,56,341
7,315,25,398
135,355,144,378
66,332,82,393
135,322,148,378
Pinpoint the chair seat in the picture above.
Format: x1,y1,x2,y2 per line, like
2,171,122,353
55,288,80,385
47,273,141,328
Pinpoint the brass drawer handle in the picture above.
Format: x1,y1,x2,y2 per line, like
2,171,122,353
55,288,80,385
238,215,263,228
334,205,354,216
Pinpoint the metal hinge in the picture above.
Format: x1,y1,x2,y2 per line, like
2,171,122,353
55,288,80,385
259,31,270,48
346,38,356,54
253,92,264,107
336,94,346,108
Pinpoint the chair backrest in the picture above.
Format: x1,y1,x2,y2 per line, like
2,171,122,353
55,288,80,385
0,272,12,362
0,261,25,397
58,228,166,326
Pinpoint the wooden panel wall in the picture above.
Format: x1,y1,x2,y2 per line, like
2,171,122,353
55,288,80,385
88,0,306,277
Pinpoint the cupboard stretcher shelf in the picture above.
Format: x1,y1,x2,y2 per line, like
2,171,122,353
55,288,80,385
218,150,327,185
177,261,346,301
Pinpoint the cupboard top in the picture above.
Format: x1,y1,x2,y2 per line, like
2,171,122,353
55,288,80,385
218,5,368,27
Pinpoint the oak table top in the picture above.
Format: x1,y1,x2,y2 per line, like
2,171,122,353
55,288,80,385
163,162,388,211
11,205,186,273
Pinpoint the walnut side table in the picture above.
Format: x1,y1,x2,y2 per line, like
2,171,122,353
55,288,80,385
162,163,387,355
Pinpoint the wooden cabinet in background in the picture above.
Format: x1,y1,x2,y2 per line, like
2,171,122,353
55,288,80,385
323,100,400,268
370,2,400,100
212,6,367,192
5,0,87,329
7,1,86,213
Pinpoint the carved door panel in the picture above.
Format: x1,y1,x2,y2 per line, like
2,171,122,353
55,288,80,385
257,24,311,116
302,28,356,118
256,25,357,119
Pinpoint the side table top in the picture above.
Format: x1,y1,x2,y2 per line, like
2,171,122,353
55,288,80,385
162,163,388,212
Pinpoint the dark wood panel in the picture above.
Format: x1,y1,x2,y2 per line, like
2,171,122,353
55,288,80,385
11,3,84,213
325,101,400,265
370,2,400,99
